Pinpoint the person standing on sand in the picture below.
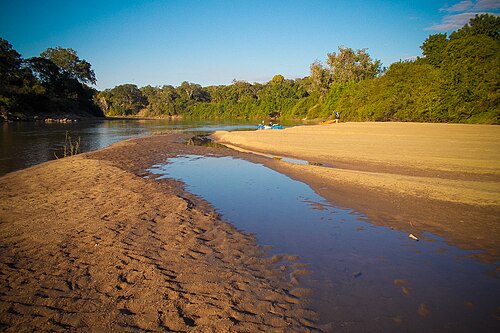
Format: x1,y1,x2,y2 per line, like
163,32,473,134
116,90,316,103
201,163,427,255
334,111,340,123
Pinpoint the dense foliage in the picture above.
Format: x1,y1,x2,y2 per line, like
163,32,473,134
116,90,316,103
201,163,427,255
2,14,498,123
95,76,310,120
335,14,499,123
95,15,499,124
0,39,103,120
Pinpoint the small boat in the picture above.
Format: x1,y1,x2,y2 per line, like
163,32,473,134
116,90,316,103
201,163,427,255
257,124,283,130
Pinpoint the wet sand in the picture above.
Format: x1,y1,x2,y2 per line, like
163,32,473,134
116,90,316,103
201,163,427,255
0,133,319,332
212,122,500,262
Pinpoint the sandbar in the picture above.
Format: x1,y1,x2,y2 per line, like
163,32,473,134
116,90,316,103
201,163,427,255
0,133,319,332
212,122,500,262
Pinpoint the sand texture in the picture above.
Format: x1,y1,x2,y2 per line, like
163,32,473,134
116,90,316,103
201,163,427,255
0,134,319,332
213,122,500,261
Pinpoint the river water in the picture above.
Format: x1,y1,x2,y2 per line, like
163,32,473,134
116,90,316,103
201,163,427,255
0,119,257,176
149,155,500,333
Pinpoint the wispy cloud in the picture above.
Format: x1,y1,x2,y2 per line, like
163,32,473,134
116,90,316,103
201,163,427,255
474,0,500,10
440,0,474,12
426,11,487,30
427,0,500,31
402,55,419,62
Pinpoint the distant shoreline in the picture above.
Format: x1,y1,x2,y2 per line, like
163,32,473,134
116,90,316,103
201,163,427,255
0,113,178,123
4,110,499,124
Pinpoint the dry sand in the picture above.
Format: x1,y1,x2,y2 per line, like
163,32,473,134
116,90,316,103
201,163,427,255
212,122,500,262
0,134,320,332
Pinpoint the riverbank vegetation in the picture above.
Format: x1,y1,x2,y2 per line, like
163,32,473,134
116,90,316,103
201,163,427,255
2,14,498,123
0,41,103,121
95,15,499,124
54,131,81,159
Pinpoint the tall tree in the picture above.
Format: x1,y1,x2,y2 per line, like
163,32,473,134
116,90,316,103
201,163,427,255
25,57,63,86
178,81,210,102
450,13,500,42
309,61,330,95
0,38,103,119
420,33,448,67
0,38,24,88
107,84,146,115
0,38,29,112
0,38,38,99
40,47,96,85
326,47,381,83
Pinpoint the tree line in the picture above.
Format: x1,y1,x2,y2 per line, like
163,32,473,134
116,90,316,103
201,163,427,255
335,14,499,123
95,75,309,120
0,40,104,120
1,14,498,123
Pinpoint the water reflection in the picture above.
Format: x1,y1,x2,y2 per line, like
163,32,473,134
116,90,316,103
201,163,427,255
0,119,257,176
148,155,499,333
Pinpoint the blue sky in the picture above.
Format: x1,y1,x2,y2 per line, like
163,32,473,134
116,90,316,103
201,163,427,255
1,0,499,90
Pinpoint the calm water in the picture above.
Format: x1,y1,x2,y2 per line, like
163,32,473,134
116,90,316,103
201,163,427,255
148,155,500,333
0,119,258,176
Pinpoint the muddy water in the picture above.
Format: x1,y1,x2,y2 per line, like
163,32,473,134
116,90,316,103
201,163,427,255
148,155,499,333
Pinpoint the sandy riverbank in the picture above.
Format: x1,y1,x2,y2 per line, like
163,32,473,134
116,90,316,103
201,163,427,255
212,122,500,262
0,133,319,332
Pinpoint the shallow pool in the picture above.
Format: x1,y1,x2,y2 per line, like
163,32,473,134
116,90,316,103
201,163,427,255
148,155,499,333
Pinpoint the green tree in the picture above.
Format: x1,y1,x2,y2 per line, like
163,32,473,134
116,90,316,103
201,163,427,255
25,57,63,86
450,13,500,42
334,14,499,124
420,33,448,67
105,84,146,116
326,46,381,83
40,47,96,85
309,61,330,96
0,38,24,90
90,14,499,124
0,38,102,119
177,81,210,102
270,74,285,84
0,38,36,112
140,85,179,116
441,34,499,122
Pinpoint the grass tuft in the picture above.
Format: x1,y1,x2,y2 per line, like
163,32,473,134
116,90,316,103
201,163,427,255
54,131,81,159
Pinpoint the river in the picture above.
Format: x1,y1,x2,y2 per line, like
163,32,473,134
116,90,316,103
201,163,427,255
0,118,257,176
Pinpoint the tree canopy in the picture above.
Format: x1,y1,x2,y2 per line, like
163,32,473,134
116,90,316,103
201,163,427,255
324,14,499,124
95,13,499,125
0,39,103,120
2,14,499,124
40,47,96,85
327,47,381,83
